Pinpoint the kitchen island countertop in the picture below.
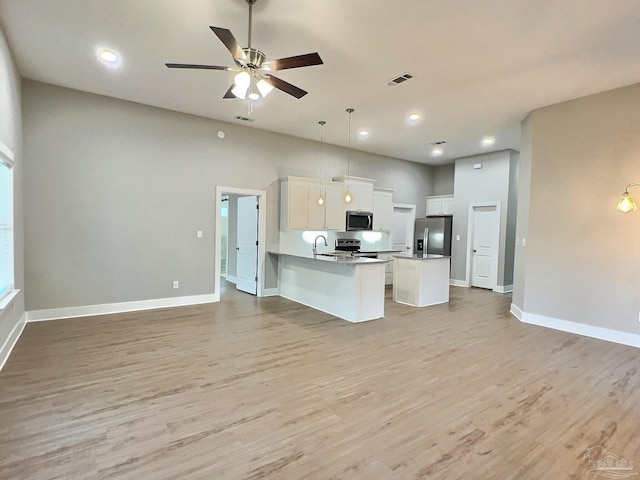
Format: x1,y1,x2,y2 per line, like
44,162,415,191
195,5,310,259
269,251,389,265
392,254,450,260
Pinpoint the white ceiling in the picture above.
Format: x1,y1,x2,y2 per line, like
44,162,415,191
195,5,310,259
1,0,640,165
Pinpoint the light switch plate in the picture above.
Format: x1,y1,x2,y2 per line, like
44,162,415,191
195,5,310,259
197,230,203,238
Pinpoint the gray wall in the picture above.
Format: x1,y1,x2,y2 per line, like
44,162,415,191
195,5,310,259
433,164,455,195
22,81,435,310
513,82,640,335
451,150,518,288
0,25,23,350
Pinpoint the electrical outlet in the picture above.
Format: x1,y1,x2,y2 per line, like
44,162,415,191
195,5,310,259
173,281,179,289
456,235,460,241
521,238,526,247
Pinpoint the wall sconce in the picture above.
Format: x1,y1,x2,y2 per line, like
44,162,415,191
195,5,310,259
616,183,640,212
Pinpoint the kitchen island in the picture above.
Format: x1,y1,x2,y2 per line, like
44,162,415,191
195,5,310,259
393,254,450,307
270,251,388,323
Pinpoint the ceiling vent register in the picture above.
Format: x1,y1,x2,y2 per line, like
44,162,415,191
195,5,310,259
386,72,414,87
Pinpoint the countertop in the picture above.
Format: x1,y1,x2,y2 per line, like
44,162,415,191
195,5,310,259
269,251,390,265
392,254,450,260
359,249,402,254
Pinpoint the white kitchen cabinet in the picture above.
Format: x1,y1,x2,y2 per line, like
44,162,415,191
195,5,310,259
323,182,346,230
426,194,454,216
281,177,345,230
377,252,396,285
287,180,309,229
372,189,393,231
333,176,375,212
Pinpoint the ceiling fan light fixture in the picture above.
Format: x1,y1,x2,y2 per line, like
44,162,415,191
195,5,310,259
256,78,274,97
231,84,248,99
234,70,251,89
248,92,260,101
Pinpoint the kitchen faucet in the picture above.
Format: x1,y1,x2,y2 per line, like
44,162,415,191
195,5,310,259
312,234,328,256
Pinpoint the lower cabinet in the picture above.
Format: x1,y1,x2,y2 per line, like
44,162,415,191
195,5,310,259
377,253,395,285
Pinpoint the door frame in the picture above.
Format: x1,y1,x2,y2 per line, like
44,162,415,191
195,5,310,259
392,203,416,256
214,186,267,301
465,201,501,291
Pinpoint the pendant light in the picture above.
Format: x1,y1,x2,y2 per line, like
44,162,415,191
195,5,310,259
344,108,354,204
317,121,326,205
617,182,640,212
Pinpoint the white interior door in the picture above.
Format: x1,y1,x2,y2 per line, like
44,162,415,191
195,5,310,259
236,196,258,295
392,205,416,256
471,205,499,289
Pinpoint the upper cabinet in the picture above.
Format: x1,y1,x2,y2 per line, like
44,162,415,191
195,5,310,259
426,194,454,216
372,188,393,231
333,176,375,212
281,177,345,230
281,176,394,231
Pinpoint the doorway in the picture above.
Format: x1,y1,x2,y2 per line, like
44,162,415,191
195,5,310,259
391,203,416,256
466,203,500,290
214,186,267,302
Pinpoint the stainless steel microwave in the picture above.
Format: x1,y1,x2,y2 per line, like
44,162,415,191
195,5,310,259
346,211,373,231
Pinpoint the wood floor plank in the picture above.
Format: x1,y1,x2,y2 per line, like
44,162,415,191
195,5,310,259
1,283,639,479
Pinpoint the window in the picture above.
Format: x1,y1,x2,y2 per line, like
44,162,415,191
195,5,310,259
0,143,14,302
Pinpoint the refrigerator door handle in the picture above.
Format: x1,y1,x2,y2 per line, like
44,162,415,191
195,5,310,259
424,227,429,254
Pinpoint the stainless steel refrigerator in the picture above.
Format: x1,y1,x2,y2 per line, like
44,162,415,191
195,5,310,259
414,216,453,256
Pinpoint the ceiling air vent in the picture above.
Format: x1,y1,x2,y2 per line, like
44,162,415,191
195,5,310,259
386,72,414,87
431,140,447,145
234,115,254,122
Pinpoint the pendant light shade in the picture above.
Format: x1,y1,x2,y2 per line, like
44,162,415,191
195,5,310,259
344,108,354,204
617,186,640,212
317,121,326,205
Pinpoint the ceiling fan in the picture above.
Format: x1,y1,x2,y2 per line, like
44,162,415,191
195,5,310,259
165,0,323,101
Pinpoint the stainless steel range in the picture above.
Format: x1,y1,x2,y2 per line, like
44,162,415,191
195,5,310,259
334,239,378,258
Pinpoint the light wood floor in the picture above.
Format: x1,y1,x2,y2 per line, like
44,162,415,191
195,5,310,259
1,283,639,479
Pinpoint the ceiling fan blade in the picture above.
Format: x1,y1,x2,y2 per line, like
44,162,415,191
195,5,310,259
223,85,236,99
165,63,230,70
210,26,244,60
264,74,308,99
266,53,323,71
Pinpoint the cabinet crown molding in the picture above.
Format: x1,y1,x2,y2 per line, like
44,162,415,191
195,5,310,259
332,176,376,184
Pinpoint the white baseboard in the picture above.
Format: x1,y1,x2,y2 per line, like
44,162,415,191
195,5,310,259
510,303,523,320
450,279,469,288
261,287,280,297
494,284,513,294
27,294,219,322
516,309,640,349
225,275,238,285
0,313,26,372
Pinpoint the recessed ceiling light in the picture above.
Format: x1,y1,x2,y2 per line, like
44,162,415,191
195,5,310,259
98,49,120,67
481,136,495,146
409,113,421,121
431,147,443,157
359,130,370,138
